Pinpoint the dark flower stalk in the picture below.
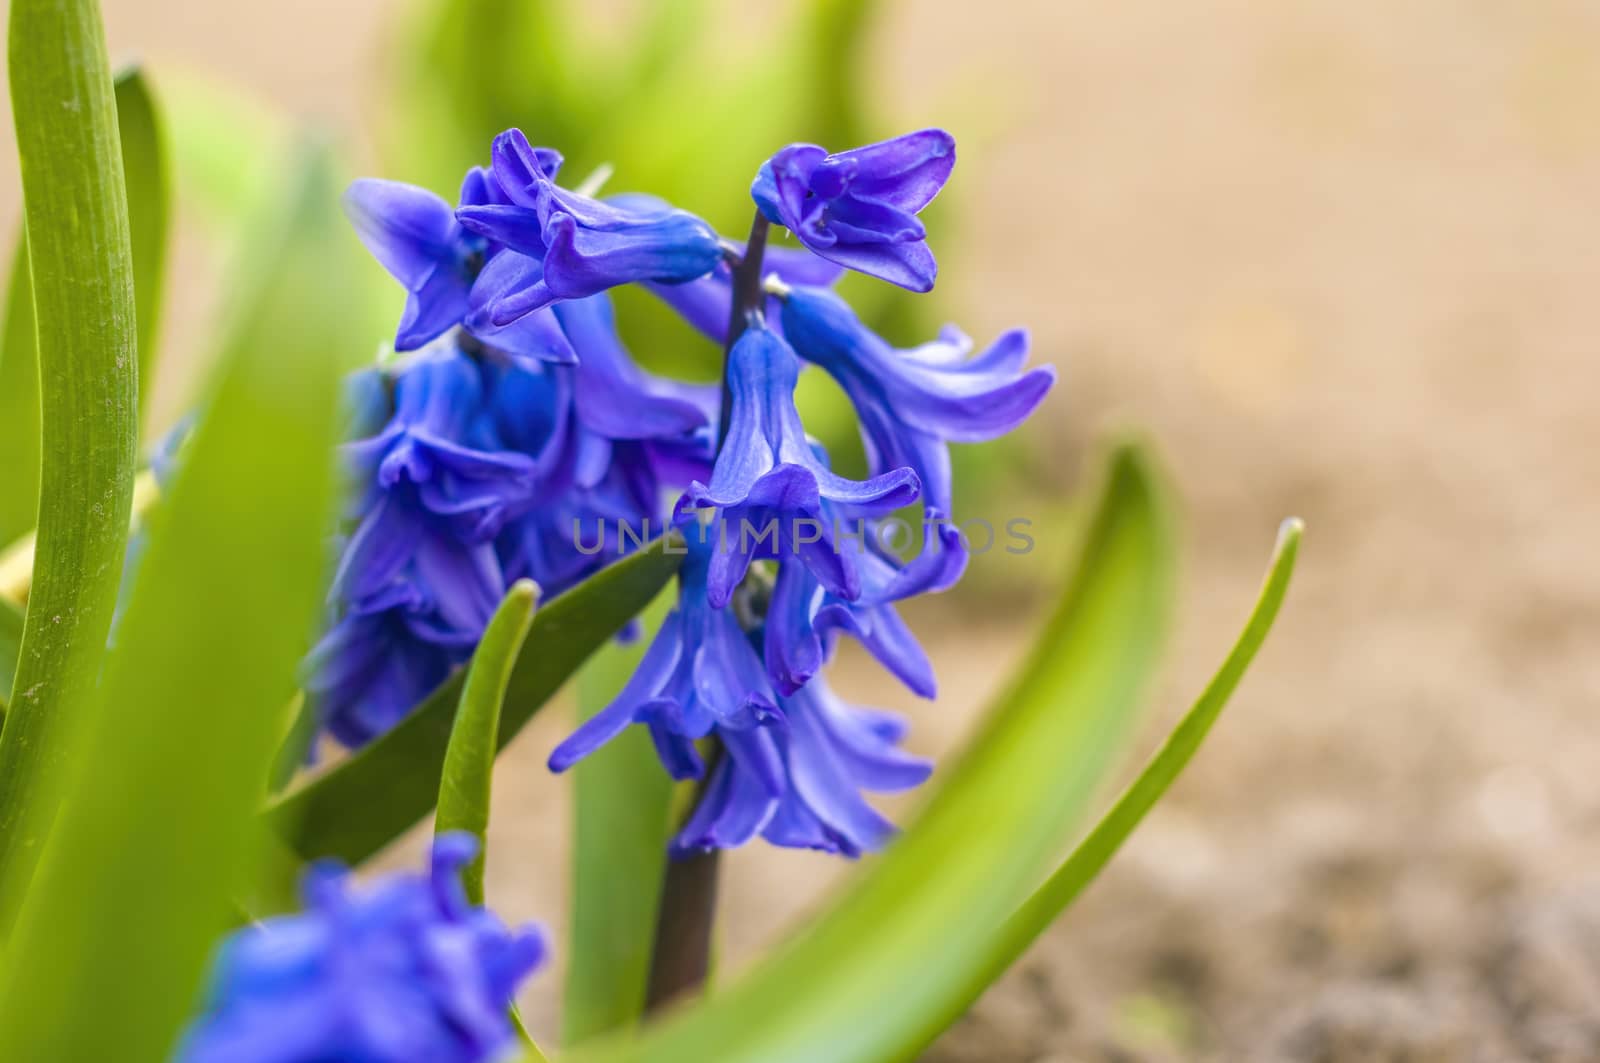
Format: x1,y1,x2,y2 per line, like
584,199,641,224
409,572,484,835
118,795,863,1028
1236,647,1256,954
645,209,771,1011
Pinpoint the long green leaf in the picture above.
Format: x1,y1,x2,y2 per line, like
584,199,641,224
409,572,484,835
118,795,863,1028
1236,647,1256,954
0,142,356,1063
159,70,290,243
564,590,677,1046
897,517,1304,1060
0,596,21,713
562,442,1175,1063
112,65,171,429
157,73,396,403
0,0,140,920
436,579,539,904
269,539,684,866
0,67,169,547
0,240,38,548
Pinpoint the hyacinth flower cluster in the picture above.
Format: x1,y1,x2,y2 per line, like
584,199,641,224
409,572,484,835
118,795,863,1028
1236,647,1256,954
318,125,1054,856
175,836,545,1063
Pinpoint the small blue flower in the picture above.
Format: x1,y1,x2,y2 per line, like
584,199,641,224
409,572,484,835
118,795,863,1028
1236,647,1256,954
673,322,920,608
548,535,780,783
752,129,956,292
334,349,535,605
764,518,966,699
457,129,723,323
463,251,577,369
673,675,931,858
343,171,501,352
174,835,545,1063
303,594,464,747
777,284,1054,516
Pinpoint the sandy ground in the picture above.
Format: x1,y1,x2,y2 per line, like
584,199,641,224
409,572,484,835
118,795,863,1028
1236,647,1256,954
6,1,1600,1059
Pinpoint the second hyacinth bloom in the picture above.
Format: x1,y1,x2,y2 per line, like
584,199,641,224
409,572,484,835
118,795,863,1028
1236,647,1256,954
752,128,955,292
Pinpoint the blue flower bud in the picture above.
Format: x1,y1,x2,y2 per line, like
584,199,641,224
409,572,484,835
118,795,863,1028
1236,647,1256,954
752,129,955,291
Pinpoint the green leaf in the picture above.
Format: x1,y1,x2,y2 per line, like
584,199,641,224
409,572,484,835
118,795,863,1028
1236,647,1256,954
897,517,1304,1060
269,539,684,866
0,141,357,1063
0,595,21,713
561,442,1176,1063
157,73,396,402
0,240,39,548
0,68,172,549
113,65,171,429
435,579,540,905
159,69,290,243
0,0,140,920
564,589,677,1046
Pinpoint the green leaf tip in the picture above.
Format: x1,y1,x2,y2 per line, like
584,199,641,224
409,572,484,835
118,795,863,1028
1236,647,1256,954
270,537,684,866
111,62,171,431
436,579,540,906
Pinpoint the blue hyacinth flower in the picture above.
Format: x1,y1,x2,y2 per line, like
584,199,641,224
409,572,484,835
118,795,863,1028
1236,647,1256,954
457,129,723,323
547,535,780,783
312,348,536,745
764,517,967,699
555,292,711,443
546,538,931,857
462,250,578,368
752,129,955,292
777,284,1054,516
344,170,503,352
673,322,920,608
673,676,932,858
475,298,711,598
174,835,544,1063
303,591,466,747
334,349,535,605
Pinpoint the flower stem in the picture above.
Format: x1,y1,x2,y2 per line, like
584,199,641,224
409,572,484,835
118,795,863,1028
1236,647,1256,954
716,211,770,446
645,209,771,1013
644,803,721,1010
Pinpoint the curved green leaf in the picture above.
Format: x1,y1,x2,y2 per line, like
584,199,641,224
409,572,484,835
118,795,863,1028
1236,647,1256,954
433,579,549,1063
562,441,1176,1063
0,141,356,1063
436,579,539,904
269,539,684,866
112,65,172,430
0,0,140,920
896,517,1304,1060
564,590,677,1045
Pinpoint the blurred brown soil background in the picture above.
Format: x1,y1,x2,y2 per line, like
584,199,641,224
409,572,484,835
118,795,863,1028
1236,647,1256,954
5,1,1600,1059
